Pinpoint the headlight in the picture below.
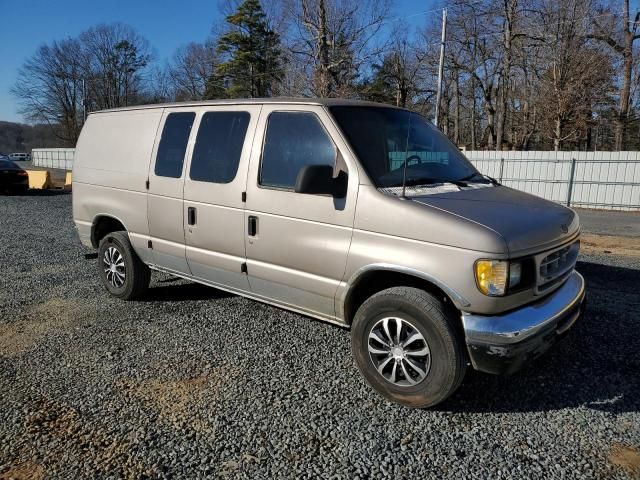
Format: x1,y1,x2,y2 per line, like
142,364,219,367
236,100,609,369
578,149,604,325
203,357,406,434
475,260,524,296
475,260,508,296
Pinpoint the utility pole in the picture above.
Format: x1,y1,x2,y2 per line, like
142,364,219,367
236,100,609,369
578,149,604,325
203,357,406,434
434,8,447,128
82,78,87,123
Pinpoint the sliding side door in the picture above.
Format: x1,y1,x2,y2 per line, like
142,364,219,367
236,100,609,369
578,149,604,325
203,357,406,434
182,105,261,291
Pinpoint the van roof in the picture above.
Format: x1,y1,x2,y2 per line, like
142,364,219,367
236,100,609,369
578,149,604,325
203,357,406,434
93,97,404,115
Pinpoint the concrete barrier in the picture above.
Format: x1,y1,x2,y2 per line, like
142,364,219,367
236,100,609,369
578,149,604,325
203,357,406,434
25,170,52,189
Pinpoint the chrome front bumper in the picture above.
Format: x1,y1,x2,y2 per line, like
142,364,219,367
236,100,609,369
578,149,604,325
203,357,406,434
461,271,586,374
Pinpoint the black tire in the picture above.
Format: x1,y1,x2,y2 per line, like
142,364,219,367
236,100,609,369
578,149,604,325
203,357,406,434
351,287,467,408
98,231,150,300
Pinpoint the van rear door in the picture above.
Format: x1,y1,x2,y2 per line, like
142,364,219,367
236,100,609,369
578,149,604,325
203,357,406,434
182,105,260,291
147,108,197,274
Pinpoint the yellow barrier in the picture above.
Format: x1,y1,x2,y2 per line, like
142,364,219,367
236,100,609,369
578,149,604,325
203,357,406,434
64,171,72,189
25,170,52,189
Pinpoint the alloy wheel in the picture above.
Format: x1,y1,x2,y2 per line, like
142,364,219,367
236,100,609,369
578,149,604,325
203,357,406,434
103,246,126,288
368,316,431,387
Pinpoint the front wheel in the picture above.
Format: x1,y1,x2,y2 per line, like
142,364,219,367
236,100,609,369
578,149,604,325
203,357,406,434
351,287,467,408
98,231,150,300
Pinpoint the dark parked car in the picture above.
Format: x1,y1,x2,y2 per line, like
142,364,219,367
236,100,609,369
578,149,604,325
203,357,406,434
0,159,29,193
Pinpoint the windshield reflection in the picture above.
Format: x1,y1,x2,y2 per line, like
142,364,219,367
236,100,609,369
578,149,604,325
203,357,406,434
330,106,481,189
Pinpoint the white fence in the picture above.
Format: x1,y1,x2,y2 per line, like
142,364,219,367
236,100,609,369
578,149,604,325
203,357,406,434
466,151,640,211
31,148,75,170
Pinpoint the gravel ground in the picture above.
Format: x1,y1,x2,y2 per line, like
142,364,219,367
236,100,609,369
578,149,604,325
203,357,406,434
0,192,639,480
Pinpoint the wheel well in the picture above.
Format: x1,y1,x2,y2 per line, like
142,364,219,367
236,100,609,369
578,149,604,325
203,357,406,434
344,270,458,325
91,216,126,247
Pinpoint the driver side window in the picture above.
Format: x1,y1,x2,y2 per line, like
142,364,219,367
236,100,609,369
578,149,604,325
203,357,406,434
260,112,336,190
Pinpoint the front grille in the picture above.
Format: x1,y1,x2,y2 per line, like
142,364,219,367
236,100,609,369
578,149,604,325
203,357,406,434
538,241,580,291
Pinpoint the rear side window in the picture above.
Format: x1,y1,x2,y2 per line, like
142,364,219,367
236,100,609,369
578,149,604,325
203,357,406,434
260,112,336,189
154,112,195,178
190,111,250,183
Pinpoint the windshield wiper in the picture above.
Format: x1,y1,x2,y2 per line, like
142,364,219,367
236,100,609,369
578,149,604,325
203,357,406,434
457,172,500,185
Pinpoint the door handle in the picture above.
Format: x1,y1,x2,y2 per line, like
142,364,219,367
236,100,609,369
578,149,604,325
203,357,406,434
188,207,197,226
248,216,258,236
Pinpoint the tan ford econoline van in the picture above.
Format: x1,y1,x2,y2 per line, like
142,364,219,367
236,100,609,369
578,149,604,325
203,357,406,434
73,98,585,407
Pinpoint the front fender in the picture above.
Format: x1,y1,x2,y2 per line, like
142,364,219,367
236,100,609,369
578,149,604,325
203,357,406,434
336,263,471,323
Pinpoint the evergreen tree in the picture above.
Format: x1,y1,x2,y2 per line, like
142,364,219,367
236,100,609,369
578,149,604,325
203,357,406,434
359,56,399,106
205,0,282,99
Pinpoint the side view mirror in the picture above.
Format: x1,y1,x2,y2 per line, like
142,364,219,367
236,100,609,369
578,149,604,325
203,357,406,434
294,165,348,198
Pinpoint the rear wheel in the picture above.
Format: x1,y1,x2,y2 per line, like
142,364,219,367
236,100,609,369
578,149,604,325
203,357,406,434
351,287,467,408
98,231,150,300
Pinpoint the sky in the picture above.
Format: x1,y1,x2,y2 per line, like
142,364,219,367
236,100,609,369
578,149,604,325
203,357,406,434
0,0,437,123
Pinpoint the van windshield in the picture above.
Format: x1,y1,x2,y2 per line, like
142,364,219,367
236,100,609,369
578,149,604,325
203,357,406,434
329,106,480,189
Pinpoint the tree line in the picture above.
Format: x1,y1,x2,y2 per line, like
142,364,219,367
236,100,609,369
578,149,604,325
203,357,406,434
0,121,67,154
11,0,640,151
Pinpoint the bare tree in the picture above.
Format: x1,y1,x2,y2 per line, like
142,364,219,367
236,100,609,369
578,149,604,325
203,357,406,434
11,39,84,144
509,50,542,149
169,42,219,100
12,23,153,143
146,64,174,103
534,0,613,150
11,0,637,151
79,23,152,110
496,0,521,149
447,1,505,148
432,0,622,150
288,0,389,97
588,0,640,149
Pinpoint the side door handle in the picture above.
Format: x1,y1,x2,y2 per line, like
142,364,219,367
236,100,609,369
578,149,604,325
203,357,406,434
187,207,197,226
248,215,258,237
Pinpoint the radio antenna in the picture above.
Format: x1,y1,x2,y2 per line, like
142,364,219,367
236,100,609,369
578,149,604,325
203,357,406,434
401,111,413,199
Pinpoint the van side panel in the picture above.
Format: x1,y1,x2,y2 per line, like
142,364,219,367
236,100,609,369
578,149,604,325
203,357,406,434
72,109,163,262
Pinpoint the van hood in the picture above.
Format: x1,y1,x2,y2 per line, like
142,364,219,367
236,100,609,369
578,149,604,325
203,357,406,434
410,185,579,254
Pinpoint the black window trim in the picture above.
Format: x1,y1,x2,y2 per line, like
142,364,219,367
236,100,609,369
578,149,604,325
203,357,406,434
188,109,252,185
257,110,340,193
